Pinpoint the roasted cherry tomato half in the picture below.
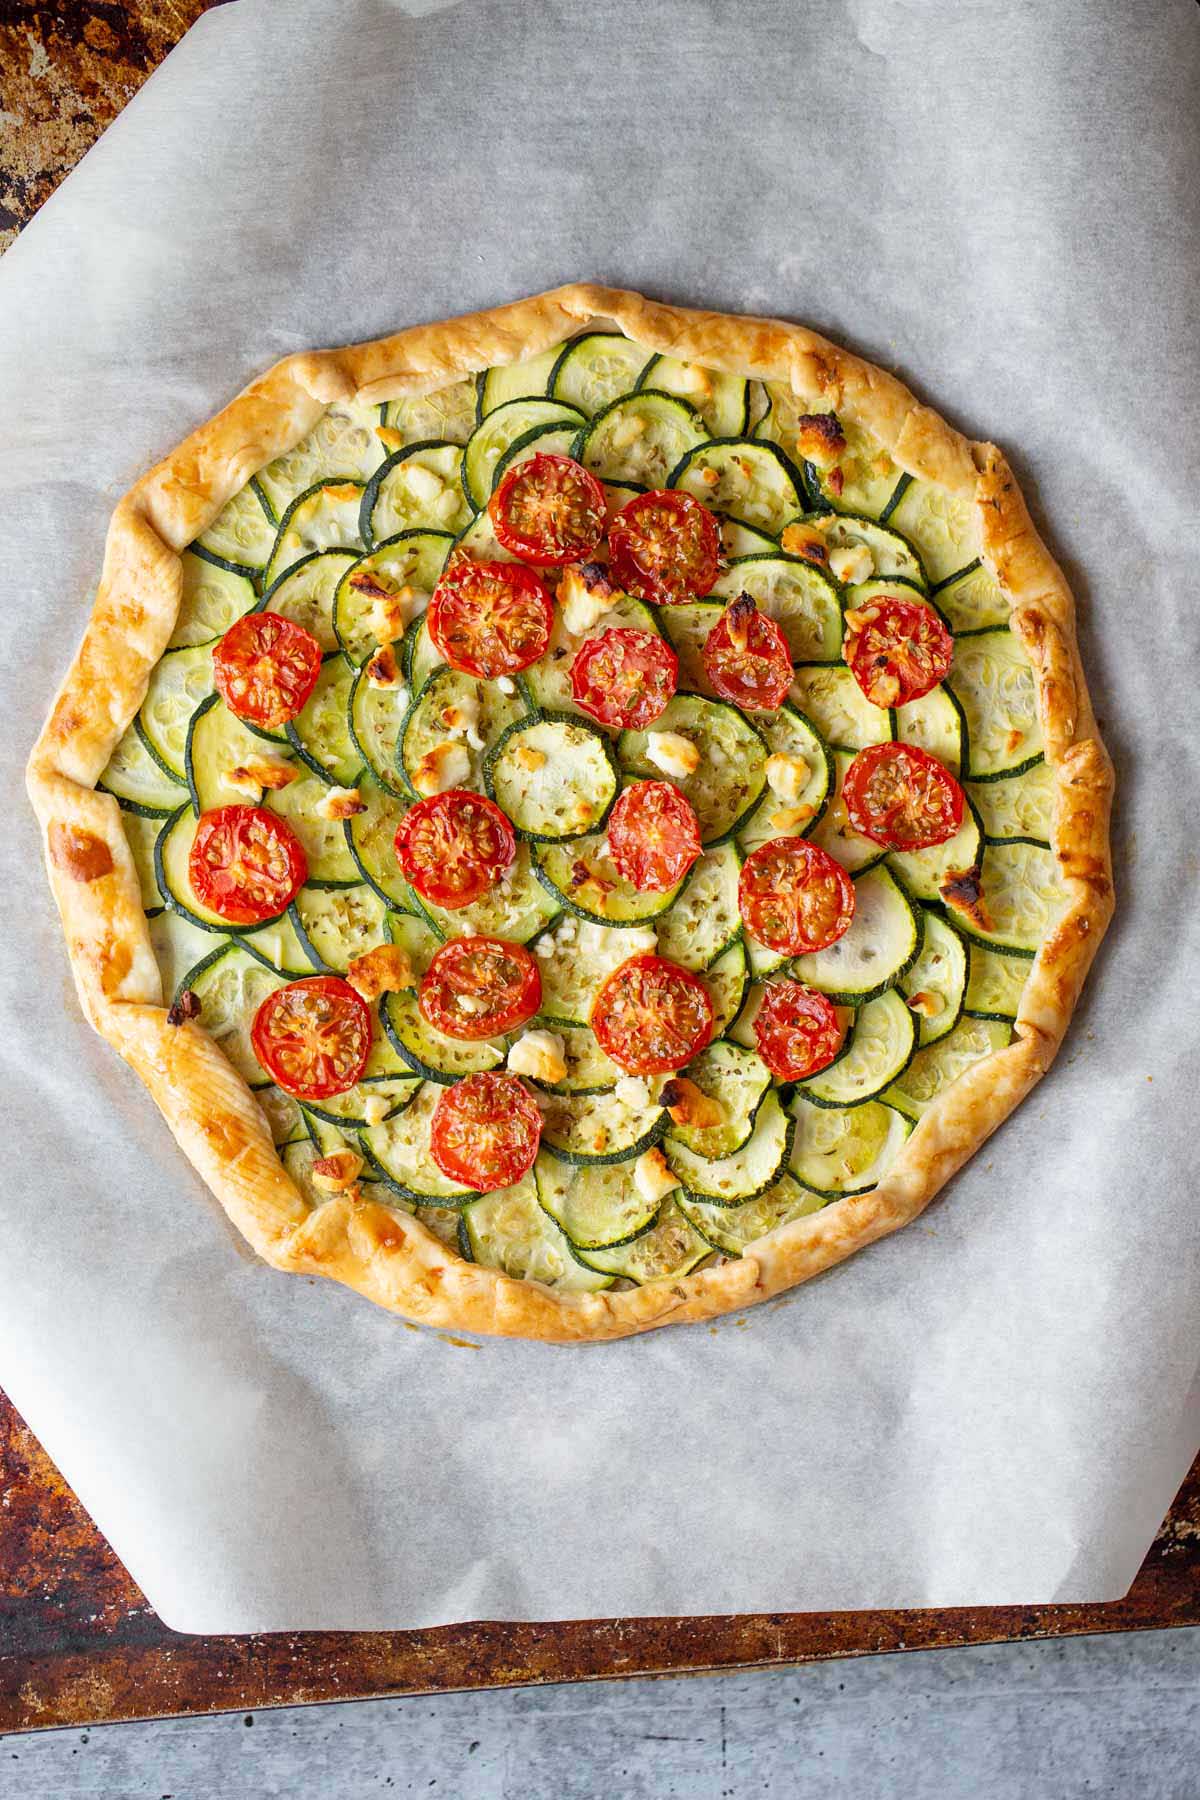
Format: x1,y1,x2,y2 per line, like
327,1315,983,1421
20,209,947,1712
843,593,954,709
605,780,702,893
427,555,554,679
419,937,542,1041
188,803,307,926
702,592,793,711
429,1072,543,1192
738,838,855,955
842,742,965,851
251,975,372,1101
488,452,607,565
752,978,847,1081
590,953,714,1076
393,789,516,911
212,611,323,731
607,490,721,606
570,627,679,731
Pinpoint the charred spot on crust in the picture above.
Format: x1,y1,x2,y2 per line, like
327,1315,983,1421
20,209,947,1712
166,989,202,1027
49,823,114,883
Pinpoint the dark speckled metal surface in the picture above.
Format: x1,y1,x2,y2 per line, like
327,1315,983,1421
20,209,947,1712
1,0,1198,1738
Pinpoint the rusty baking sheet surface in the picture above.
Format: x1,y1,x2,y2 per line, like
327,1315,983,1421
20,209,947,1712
3,1388,1200,1733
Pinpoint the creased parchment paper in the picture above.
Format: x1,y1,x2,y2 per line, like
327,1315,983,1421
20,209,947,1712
2,0,1198,1632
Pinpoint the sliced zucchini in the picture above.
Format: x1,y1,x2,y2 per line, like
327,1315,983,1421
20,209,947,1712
99,721,185,814
549,332,653,415
383,377,479,445
156,806,248,932
791,863,921,1003
964,941,1030,1020
789,1095,911,1198
522,591,661,717
255,1084,308,1149
181,943,285,1083
302,1071,420,1134
361,1082,477,1204
239,911,315,976
660,601,722,697
884,478,982,585
195,482,276,576
533,830,685,927
291,882,389,972
576,390,706,486
720,516,778,559
260,549,358,653
379,912,508,1082
569,1200,710,1282
710,555,842,663
533,1022,622,1093
892,684,965,776
284,654,358,786
531,916,659,1027
463,1179,612,1290
417,841,560,944
463,399,586,509
737,705,835,851
345,776,412,907
184,694,286,814
400,666,522,799
950,629,1044,780
636,353,749,437
535,1152,661,1250
789,664,892,751
263,480,365,590
403,614,445,697
490,423,583,489
953,839,1064,955
169,552,255,649
701,940,749,1039
936,561,1009,633
450,505,520,564
120,810,164,913
671,439,811,536
800,988,915,1107
758,388,904,518
477,349,560,416
663,1089,792,1204
138,643,213,780
652,841,741,971
805,750,887,875
664,1039,771,1161
148,908,223,998
256,400,387,519
538,1086,666,1166
788,512,926,587
899,909,967,1047
266,773,360,885
968,759,1054,845
484,713,618,841
332,531,450,665
680,1174,825,1256
617,694,767,844
887,800,983,905
348,664,408,797
361,441,471,546
884,1016,1012,1120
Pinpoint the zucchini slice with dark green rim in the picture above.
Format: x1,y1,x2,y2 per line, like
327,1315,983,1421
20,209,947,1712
935,561,1010,633
360,441,470,547
301,1074,421,1133
169,551,255,649
99,721,186,814
757,386,905,519
532,830,687,927
671,438,814,535
789,1095,912,1197
258,549,358,653
949,629,1045,779
530,1022,622,1094
534,1152,662,1250
710,555,843,662
529,916,658,1027
463,399,587,509
884,1016,1012,1121
138,643,213,781
568,1199,710,1282
967,759,1053,846
403,616,446,697
945,839,1063,956
659,601,722,697
617,694,767,845
194,481,277,576
652,841,741,971
491,422,583,490
360,1082,478,1205
679,1174,825,1256
738,706,835,852
887,797,984,906
345,774,412,907
484,713,618,841
550,332,653,416
575,390,706,486
399,665,523,800
463,1179,613,1290
239,910,319,977
805,750,888,876
256,400,387,519
265,773,361,886
121,810,164,913
663,1089,793,1204
963,941,1030,1021
156,805,251,933
883,477,982,586
348,664,408,798
149,907,225,998
179,943,285,1084
263,479,366,590
799,988,916,1107
538,1086,666,1166
899,909,967,1047
720,516,778,558
332,530,451,664
285,654,359,786
664,1039,771,1161
636,353,749,437
891,684,965,776
379,912,509,1082
701,940,749,1040
787,512,926,588
417,841,560,945
522,591,661,717
384,377,480,443
789,664,893,751
790,863,922,1004
290,881,390,973
476,349,560,417
185,694,287,814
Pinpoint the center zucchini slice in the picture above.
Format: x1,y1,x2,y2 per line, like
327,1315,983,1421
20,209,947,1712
789,864,921,1004
679,1173,825,1256
576,391,706,486
361,1081,478,1204
670,439,812,535
484,714,618,841
618,694,767,844
533,831,685,927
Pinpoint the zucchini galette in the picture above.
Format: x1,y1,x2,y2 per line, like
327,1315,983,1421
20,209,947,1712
28,285,1112,1342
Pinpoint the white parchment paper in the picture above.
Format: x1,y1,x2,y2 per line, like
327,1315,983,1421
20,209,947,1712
1,0,1198,1633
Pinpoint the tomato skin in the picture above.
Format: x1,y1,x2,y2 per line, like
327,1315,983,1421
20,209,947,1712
605,781,701,893
842,742,965,851
738,838,856,955
753,979,847,1081
590,953,714,1075
393,790,516,911
251,975,372,1101
607,490,721,605
213,611,323,730
188,804,307,926
428,555,554,679
843,594,954,709
419,937,541,1041
488,453,607,565
429,1072,543,1192
570,627,678,731
702,592,793,710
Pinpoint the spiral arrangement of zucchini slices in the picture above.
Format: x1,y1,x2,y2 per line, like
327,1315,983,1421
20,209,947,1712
102,333,1063,1293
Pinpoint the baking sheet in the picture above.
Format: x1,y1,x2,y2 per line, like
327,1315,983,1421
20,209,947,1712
1,0,1198,1633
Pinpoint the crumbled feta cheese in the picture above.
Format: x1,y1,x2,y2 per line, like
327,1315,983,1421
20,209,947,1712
439,693,484,750
314,784,366,821
507,1028,568,1084
366,645,405,691
906,990,944,1019
828,542,874,585
456,994,481,1014
660,1076,725,1130
770,804,816,832
412,741,471,796
633,1146,677,1206
644,731,700,779
496,675,516,695
674,364,712,398
765,751,812,804
405,464,444,505
610,412,646,448
558,564,615,635
226,757,296,797
311,1148,364,1194
515,744,546,772
346,944,416,1000
613,1075,651,1109
362,1094,392,1128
